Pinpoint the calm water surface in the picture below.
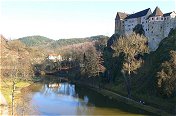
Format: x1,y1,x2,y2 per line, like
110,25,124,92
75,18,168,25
27,81,149,115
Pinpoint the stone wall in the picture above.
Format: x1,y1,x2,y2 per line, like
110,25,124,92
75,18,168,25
115,11,176,51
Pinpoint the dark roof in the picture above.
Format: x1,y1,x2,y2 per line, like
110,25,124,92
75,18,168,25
148,7,163,18
163,12,172,17
115,12,128,20
125,8,151,19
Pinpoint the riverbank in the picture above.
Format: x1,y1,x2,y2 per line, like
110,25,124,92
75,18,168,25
73,80,174,116
0,92,8,116
0,78,33,115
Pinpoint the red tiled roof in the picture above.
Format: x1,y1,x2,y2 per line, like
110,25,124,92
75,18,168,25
148,6,163,18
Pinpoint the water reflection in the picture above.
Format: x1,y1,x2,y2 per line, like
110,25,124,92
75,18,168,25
48,83,61,88
29,81,149,115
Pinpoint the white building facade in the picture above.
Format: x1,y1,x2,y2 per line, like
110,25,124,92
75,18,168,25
115,7,176,51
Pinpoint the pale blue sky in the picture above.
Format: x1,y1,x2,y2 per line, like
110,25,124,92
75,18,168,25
0,0,175,39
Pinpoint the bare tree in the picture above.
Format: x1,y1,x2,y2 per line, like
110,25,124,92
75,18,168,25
112,33,149,97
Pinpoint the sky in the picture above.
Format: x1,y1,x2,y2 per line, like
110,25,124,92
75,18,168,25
0,0,176,40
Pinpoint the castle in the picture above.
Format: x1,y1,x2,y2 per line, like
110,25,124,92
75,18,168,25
115,7,176,51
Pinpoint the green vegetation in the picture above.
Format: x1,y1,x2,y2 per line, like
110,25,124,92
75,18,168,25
101,29,176,114
111,33,149,97
157,50,176,97
19,35,53,47
1,29,176,115
50,38,88,48
132,29,176,98
18,35,109,50
1,78,31,104
53,28,176,114
81,44,99,77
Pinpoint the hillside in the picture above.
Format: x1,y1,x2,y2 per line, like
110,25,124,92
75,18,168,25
19,35,54,47
102,29,176,114
18,35,109,49
87,35,109,41
49,38,89,49
0,36,34,79
133,29,176,95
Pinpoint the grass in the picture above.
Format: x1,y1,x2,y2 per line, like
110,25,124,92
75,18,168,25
1,78,31,104
16,81,31,88
103,82,176,114
134,93,176,114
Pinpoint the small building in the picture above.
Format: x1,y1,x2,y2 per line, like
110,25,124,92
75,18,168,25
48,54,62,62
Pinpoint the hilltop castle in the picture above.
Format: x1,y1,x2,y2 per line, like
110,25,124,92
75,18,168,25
115,7,176,51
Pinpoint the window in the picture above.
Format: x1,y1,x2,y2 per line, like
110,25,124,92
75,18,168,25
146,29,147,31
152,26,153,29
146,21,148,23
151,31,153,33
152,18,154,20
161,18,163,20
156,17,158,20
142,22,144,24
161,26,162,29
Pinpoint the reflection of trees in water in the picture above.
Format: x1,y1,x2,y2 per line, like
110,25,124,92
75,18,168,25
28,81,148,115
16,87,40,115
41,84,60,96
75,85,116,108
74,85,147,114
40,81,77,97
57,83,76,96
75,95,95,115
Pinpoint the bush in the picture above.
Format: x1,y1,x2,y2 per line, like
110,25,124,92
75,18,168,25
157,51,176,97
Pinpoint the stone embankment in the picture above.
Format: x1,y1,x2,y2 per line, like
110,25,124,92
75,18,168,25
74,81,173,116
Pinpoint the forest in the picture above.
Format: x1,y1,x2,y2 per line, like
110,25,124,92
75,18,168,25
1,28,176,114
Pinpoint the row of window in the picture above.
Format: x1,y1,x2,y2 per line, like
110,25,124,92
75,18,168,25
145,29,154,33
145,26,163,32
150,17,170,21
120,16,171,23
121,28,164,34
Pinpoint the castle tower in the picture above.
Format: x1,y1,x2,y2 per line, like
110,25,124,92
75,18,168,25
147,7,164,51
115,12,128,35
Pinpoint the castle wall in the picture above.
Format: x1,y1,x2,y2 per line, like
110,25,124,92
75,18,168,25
174,18,176,29
146,17,164,51
115,19,125,35
142,11,152,36
115,19,120,34
124,18,138,35
164,13,176,37
115,9,176,51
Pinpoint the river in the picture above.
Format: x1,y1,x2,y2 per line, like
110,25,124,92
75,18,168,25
21,78,152,116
